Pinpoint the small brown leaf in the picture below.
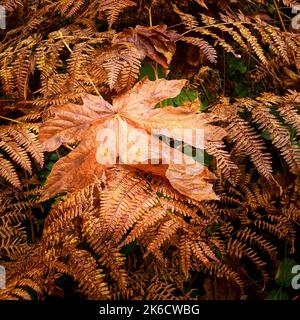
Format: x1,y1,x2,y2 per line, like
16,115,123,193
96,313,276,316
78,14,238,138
113,25,180,68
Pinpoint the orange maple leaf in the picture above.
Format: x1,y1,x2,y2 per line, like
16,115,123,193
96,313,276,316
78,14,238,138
39,77,226,201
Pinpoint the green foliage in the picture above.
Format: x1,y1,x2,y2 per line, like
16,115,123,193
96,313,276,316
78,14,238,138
275,258,298,288
266,258,299,300
226,56,249,98
266,288,289,300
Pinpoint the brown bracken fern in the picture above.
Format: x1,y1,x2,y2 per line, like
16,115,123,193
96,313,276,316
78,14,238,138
0,123,44,188
0,0,300,301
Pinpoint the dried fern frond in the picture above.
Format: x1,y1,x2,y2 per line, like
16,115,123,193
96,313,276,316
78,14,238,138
205,140,239,184
2,161,299,299
202,168,300,292
248,103,300,175
209,91,300,181
280,91,300,137
37,166,241,298
0,184,42,260
2,0,24,12
54,244,111,299
89,42,143,92
174,6,300,71
0,124,44,188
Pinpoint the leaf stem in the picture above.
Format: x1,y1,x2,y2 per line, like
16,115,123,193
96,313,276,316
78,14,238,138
0,115,23,124
273,0,287,32
177,21,255,39
65,145,74,151
147,7,153,27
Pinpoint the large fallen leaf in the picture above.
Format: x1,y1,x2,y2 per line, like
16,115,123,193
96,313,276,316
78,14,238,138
39,77,226,201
